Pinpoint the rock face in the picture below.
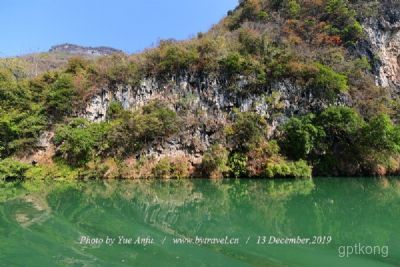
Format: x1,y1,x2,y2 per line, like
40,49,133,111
362,2,400,92
82,75,339,123
81,74,351,161
49,43,123,57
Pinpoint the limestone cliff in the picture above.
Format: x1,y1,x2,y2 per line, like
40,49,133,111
359,1,400,92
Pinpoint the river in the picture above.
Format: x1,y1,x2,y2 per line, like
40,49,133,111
0,178,399,266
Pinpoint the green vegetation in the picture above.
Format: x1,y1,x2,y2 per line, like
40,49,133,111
265,160,312,179
325,0,363,43
152,156,190,179
53,118,110,166
45,73,76,119
201,145,230,179
226,111,268,152
0,158,30,182
308,63,349,100
279,107,400,176
107,101,180,156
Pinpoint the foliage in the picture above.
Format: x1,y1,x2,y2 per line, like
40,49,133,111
45,73,76,119
307,63,348,101
91,54,141,86
286,0,301,18
0,110,46,158
265,160,312,179
325,0,363,43
359,114,400,174
144,40,199,77
226,111,268,152
106,101,124,121
238,28,263,56
201,144,230,179
0,0,399,180
279,106,400,176
220,53,248,78
279,115,324,160
107,101,179,156
152,157,190,179
0,158,30,182
228,153,248,178
53,118,110,166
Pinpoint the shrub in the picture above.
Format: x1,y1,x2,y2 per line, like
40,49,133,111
146,40,199,77
0,158,30,182
152,156,190,179
342,21,363,44
279,114,324,160
106,101,124,121
0,111,46,158
227,111,268,152
313,106,365,175
53,119,110,166
325,0,363,43
257,11,268,21
195,36,224,73
0,114,18,158
0,68,29,110
228,153,248,178
287,0,301,18
92,54,141,86
201,144,230,179
307,63,348,101
238,28,263,56
142,101,179,137
107,101,179,156
246,140,281,177
263,44,292,80
220,52,247,78
317,106,364,139
240,0,262,21
265,160,312,178
65,57,90,75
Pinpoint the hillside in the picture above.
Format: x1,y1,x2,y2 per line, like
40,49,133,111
0,44,122,78
1,0,400,181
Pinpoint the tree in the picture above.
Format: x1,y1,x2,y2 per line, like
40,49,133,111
201,144,230,179
359,114,400,174
227,111,268,152
308,63,348,101
107,101,179,156
45,74,75,119
279,114,324,160
314,106,365,175
53,119,109,166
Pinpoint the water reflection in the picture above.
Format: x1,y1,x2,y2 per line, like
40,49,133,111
0,178,399,266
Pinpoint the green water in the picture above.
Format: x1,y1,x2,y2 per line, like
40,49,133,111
0,178,399,267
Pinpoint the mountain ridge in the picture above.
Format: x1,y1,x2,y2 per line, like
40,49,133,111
48,43,123,56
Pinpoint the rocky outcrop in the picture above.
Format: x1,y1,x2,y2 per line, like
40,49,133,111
80,73,352,162
83,75,347,123
361,2,400,93
49,43,122,57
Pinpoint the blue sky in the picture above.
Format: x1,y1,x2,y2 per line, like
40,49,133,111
0,0,238,57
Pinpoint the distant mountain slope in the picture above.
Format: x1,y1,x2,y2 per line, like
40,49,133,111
0,43,123,78
49,43,123,56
